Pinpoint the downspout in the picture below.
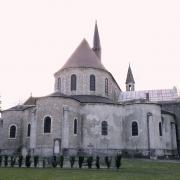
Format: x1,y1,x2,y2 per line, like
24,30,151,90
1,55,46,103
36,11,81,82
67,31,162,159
147,113,152,159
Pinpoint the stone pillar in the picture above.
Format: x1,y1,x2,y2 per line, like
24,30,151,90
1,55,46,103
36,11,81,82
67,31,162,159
62,106,70,152
171,122,177,150
147,113,156,158
30,108,37,153
147,114,150,156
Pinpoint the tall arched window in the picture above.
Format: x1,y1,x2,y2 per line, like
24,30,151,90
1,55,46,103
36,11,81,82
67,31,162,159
58,77,61,90
102,121,108,135
105,78,108,94
27,124,31,137
159,122,162,136
90,75,96,91
44,116,51,133
132,121,138,136
74,119,78,134
71,74,76,91
9,125,16,138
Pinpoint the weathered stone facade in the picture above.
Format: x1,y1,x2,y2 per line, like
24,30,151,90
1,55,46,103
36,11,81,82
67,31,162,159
0,23,178,158
54,67,120,102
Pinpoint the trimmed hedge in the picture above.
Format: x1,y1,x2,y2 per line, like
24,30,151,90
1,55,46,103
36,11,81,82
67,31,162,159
0,155,122,169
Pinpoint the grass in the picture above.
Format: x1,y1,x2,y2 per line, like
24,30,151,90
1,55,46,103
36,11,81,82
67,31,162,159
0,159,180,180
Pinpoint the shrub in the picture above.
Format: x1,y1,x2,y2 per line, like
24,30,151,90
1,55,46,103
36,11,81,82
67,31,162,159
25,155,31,168
95,156,100,169
0,156,2,167
43,158,46,168
78,156,84,168
105,156,111,169
115,154,122,169
10,156,16,167
18,155,23,168
4,155,8,167
87,156,93,169
52,156,57,168
34,156,39,168
59,155,64,168
70,156,75,168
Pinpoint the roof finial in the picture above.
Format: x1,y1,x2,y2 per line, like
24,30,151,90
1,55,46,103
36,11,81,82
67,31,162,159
92,21,101,60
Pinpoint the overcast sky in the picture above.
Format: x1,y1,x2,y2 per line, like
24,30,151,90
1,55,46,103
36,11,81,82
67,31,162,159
0,0,180,109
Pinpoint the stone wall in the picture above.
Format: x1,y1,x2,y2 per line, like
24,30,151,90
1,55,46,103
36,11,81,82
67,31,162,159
0,110,23,154
54,68,120,101
79,102,177,157
0,98,178,158
161,101,180,155
80,103,124,153
34,96,80,156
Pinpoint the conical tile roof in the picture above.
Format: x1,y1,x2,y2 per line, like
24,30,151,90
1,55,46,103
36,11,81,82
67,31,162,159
126,65,135,84
60,39,106,71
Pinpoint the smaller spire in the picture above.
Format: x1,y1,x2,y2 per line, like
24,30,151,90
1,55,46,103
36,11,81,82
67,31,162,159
92,21,101,60
126,64,135,91
126,64,135,84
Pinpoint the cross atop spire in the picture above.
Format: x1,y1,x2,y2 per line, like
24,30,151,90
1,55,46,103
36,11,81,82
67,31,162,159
92,21,101,60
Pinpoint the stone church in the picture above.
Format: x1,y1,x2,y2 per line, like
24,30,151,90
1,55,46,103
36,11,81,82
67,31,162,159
0,23,179,158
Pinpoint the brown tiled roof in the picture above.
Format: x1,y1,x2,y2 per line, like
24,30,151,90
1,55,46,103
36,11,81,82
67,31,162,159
48,92,114,104
3,105,35,112
60,39,106,71
23,97,38,105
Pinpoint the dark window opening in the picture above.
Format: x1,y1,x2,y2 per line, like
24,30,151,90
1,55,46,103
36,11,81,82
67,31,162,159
132,121,138,136
102,121,108,135
27,124,31,137
90,75,96,91
0,120,3,128
74,119,78,134
159,122,162,136
44,116,51,133
58,77,61,90
10,125,16,138
105,78,108,94
71,74,76,91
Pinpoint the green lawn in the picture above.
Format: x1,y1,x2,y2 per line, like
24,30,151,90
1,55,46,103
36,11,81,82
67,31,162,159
0,159,180,180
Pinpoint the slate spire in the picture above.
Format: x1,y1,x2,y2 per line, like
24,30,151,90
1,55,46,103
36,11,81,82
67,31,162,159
92,21,101,60
126,64,135,91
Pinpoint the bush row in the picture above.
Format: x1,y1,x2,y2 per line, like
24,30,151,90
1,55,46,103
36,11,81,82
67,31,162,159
0,155,122,169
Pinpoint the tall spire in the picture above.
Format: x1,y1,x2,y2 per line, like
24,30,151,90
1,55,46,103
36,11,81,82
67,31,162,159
126,64,135,91
92,21,101,60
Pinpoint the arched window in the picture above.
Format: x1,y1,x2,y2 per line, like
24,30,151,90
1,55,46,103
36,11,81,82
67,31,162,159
105,78,108,94
90,75,95,91
9,125,16,138
132,121,138,136
44,116,51,133
71,74,76,91
102,121,108,135
27,124,31,137
58,77,61,90
74,119,78,134
159,122,162,136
